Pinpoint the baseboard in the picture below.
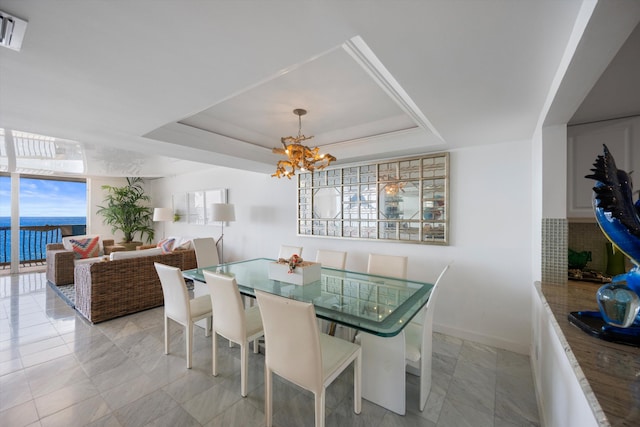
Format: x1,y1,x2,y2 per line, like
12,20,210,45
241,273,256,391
433,323,530,354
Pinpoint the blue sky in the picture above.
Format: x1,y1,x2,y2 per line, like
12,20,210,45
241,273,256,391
0,176,86,217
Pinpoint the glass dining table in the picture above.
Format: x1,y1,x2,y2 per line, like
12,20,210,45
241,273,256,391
182,257,435,414
182,257,434,338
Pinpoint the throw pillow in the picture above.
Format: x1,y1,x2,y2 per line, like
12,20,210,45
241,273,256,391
157,238,175,254
175,239,192,250
69,236,101,259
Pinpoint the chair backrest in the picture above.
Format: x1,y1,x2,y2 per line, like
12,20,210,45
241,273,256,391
413,262,453,326
367,253,408,279
256,290,322,392
203,270,245,342
315,249,347,269
424,262,451,324
416,261,451,411
278,245,303,260
155,262,191,323
192,237,220,268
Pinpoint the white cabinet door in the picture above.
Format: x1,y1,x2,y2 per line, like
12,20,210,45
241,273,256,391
567,119,636,218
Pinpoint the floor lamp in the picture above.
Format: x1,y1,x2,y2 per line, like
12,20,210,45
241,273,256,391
153,207,173,240
210,203,235,264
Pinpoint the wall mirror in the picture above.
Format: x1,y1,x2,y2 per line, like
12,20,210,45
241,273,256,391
298,153,449,244
172,188,228,225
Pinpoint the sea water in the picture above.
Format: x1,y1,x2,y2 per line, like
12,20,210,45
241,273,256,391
0,216,86,263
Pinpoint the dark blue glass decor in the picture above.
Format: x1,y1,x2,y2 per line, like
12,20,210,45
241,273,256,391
569,144,640,344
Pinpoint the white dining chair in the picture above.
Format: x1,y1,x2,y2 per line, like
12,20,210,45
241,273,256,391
203,270,264,397
278,245,303,260
192,237,220,268
256,290,361,427
404,262,452,411
367,253,408,279
315,249,347,269
154,262,212,369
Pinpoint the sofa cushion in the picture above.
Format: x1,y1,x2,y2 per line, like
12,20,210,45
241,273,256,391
110,247,163,261
157,238,175,254
68,236,102,259
63,235,104,255
168,236,195,250
74,256,104,265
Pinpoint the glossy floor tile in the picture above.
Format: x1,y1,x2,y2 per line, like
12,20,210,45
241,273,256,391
0,272,540,426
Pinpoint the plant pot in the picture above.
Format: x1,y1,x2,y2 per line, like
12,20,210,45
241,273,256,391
118,241,143,251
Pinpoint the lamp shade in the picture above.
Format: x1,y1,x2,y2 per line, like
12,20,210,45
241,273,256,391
210,203,235,222
153,207,173,222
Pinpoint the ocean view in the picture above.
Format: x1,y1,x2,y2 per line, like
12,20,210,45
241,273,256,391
0,217,87,263
0,216,87,227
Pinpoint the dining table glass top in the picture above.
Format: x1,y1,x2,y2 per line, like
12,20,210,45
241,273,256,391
182,258,434,337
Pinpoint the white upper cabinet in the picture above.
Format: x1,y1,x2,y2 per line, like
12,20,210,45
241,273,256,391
567,117,640,219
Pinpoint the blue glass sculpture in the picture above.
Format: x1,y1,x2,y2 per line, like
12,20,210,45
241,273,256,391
585,144,640,329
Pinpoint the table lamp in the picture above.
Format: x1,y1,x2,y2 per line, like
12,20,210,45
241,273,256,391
153,207,173,240
210,203,235,263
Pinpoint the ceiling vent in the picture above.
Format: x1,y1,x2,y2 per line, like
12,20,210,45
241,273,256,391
0,11,27,51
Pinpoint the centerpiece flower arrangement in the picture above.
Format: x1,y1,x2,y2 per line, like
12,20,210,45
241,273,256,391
277,254,304,273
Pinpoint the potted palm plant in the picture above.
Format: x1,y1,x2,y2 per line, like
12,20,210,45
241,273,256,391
97,177,155,249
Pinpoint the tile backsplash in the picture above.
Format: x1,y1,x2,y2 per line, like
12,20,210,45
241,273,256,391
542,218,567,284
568,221,630,273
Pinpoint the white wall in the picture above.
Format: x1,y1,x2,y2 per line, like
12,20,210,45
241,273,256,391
440,140,533,353
542,125,568,219
149,140,533,353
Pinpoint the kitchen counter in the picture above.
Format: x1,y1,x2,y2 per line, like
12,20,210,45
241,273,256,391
538,281,640,426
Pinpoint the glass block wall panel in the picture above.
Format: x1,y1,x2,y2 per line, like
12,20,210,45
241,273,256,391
296,152,449,244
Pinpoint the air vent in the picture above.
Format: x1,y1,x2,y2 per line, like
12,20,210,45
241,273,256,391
0,11,27,51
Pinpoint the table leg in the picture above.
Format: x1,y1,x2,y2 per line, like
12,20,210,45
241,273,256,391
360,331,406,415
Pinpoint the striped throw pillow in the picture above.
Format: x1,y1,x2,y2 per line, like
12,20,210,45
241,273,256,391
157,238,175,254
69,236,101,259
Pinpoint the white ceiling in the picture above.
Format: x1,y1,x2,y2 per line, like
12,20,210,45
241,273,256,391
569,20,640,126
177,40,417,144
1,1,639,177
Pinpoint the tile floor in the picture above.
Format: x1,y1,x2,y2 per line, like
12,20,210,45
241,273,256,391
0,271,540,427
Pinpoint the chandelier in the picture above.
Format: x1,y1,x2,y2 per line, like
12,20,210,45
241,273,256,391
385,182,405,196
272,108,336,179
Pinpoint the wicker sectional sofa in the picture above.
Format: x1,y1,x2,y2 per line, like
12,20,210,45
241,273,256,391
73,250,188,323
46,237,199,323
46,239,117,286
46,239,198,286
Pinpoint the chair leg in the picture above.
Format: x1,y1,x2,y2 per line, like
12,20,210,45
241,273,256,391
419,335,433,411
164,315,169,355
354,353,362,414
241,342,248,397
186,322,193,369
212,330,218,376
205,316,212,337
328,322,337,336
265,367,273,427
315,390,325,427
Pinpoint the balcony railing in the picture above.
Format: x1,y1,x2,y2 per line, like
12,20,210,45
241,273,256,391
0,224,86,269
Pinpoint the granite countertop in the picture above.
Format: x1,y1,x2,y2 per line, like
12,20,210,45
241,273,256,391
538,281,640,427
